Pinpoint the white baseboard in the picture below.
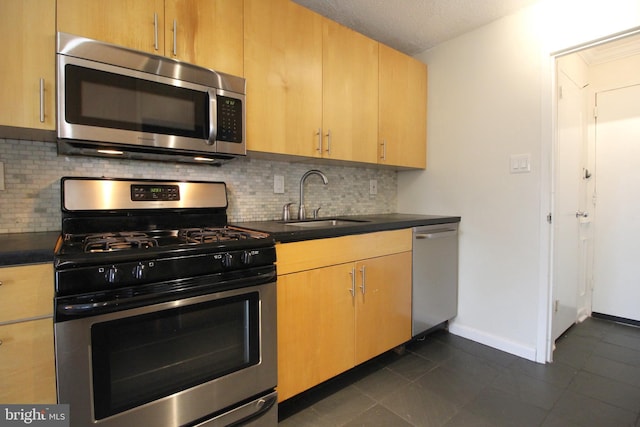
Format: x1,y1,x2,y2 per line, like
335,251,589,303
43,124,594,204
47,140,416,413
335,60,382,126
447,323,538,362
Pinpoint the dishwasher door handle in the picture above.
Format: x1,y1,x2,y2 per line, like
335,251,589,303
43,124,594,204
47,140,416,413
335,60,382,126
415,230,457,239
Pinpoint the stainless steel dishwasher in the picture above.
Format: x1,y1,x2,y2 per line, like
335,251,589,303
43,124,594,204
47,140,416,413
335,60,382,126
412,223,459,337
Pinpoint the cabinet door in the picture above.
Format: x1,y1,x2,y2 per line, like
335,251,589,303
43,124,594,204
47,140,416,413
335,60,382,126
244,0,323,157
355,252,412,364
165,0,243,76
277,263,355,402
322,20,378,163
379,44,427,169
57,0,165,54
0,0,55,130
0,318,56,403
0,264,53,323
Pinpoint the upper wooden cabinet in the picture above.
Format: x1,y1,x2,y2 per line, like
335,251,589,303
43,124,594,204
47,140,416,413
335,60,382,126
164,0,243,76
379,43,428,169
244,0,323,157
57,0,243,76
245,0,426,169
57,0,165,55
0,0,55,131
322,20,379,163
244,0,379,163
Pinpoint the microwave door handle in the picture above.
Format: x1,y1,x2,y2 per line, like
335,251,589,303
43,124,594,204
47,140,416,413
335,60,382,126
207,90,217,145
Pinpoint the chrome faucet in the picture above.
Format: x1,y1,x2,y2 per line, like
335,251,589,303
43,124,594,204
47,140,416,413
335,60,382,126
298,169,328,220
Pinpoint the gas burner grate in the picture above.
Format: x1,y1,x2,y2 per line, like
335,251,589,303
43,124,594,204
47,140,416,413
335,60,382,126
83,232,159,253
178,227,268,244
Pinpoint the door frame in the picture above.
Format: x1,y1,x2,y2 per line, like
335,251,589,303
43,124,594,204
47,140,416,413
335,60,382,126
541,26,640,362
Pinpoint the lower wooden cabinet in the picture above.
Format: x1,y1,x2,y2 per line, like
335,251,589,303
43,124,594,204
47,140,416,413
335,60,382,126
277,263,355,400
0,263,56,404
354,252,412,365
276,230,412,402
0,318,56,403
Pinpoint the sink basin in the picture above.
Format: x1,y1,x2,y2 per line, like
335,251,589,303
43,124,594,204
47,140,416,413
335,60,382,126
283,219,369,228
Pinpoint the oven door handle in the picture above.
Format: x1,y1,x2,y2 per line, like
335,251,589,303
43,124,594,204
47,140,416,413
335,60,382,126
193,391,277,427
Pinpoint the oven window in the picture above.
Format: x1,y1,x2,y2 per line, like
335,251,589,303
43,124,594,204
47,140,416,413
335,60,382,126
64,64,208,138
91,292,260,420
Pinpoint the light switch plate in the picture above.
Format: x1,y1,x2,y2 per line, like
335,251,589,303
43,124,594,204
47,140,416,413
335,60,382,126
274,175,285,194
509,154,531,174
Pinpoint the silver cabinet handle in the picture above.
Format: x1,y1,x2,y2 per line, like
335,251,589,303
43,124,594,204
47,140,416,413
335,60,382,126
316,128,322,153
576,211,589,218
153,13,159,51
380,140,387,160
349,268,356,297
172,19,177,56
326,129,331,155
39,78,45,123
359,265,366,294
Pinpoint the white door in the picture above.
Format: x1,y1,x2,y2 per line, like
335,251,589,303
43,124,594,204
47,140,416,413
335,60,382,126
552,70,586,341
592,84,640,322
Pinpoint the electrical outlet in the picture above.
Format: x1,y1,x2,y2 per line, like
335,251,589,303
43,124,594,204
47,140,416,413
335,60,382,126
274,175,285,194
0,162,4,191
369,179,377,195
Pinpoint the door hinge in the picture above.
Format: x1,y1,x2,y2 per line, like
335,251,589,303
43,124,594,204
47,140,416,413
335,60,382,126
558,85,563,100
554,299,559,313
593,106,598,119
547,213,552,224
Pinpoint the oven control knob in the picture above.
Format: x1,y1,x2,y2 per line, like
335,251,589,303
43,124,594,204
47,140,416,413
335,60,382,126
222,253,233,268
132,263,146,280
105,266,120,284
241,251,253,265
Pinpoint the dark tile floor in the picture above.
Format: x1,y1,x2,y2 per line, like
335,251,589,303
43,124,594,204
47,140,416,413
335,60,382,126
277,317,640,426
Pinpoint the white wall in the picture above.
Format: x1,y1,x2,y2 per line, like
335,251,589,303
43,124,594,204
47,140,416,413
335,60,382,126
397,0,640,361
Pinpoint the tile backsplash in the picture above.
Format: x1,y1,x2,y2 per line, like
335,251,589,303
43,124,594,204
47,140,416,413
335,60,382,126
0,139,397,233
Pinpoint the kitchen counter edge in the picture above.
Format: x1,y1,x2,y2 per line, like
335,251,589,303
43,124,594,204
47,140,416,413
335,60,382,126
0,231,60,266
233,213,461,244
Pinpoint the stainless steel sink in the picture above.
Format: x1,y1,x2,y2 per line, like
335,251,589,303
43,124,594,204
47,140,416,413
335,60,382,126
283,219,369,228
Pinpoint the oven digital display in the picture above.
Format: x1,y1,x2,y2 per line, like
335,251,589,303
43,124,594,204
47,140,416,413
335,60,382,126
131,185,180,201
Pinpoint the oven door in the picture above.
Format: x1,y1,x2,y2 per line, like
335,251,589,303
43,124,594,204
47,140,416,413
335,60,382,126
54,279,276,427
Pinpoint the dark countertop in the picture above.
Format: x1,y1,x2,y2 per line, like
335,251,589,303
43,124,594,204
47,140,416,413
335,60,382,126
0,214,460,265
0,231,60,267
233,213,461,243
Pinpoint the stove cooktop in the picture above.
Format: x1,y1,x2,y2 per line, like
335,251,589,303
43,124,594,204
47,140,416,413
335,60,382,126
54,178,277,297
62,226,270,254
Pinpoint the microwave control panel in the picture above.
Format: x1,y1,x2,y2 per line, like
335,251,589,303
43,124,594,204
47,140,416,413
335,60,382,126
217,96,242,143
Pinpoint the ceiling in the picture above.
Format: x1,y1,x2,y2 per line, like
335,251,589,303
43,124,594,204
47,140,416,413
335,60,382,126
292,0,539,55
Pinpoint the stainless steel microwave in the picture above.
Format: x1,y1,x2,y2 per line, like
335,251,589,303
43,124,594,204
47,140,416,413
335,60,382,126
56,32,246,165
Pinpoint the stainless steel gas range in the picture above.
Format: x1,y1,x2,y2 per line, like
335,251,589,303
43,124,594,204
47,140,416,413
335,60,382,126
53,177,277,427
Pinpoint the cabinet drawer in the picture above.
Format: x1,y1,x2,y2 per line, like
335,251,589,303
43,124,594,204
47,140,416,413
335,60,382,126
0,263,53,323
276,229,412,274
0,318,56,403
